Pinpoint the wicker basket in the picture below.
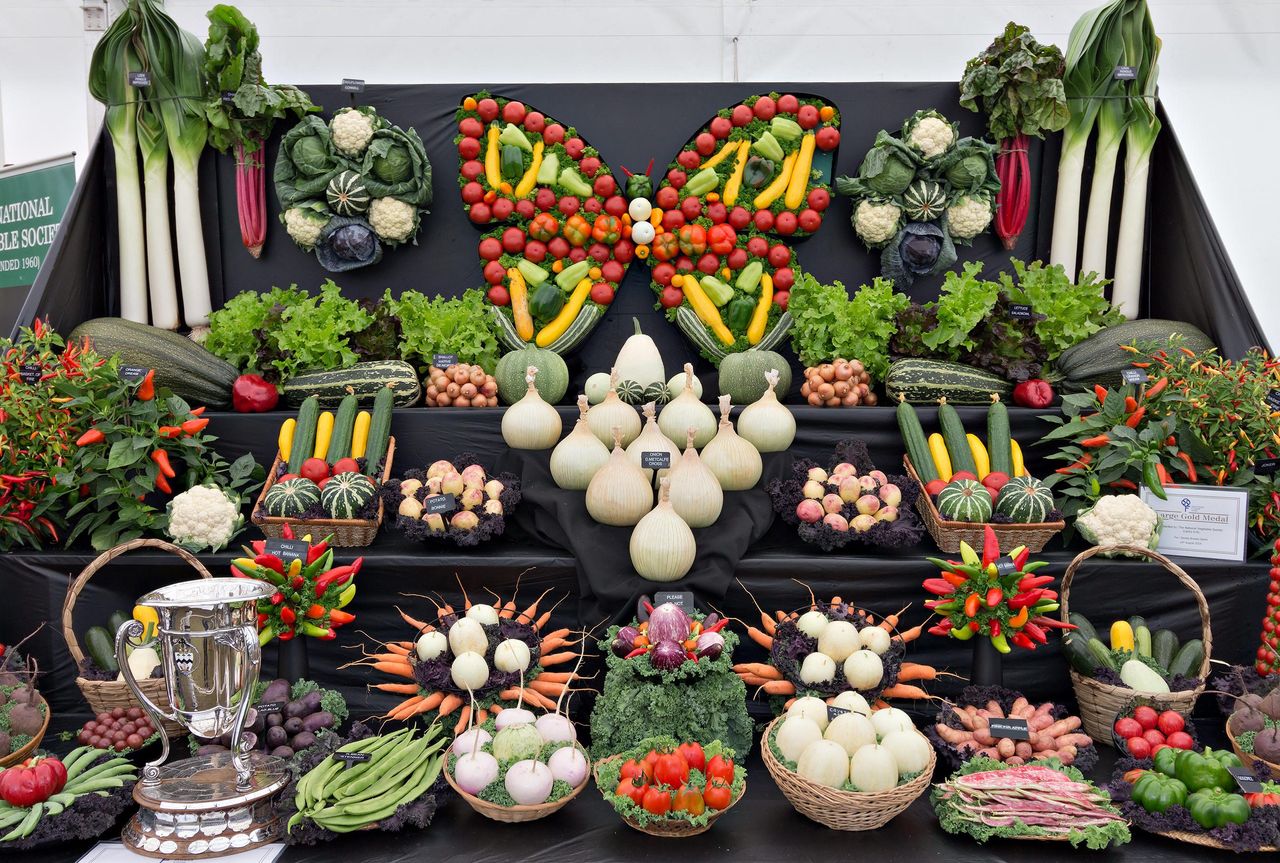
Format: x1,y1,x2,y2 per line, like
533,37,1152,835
61,538,212,738
0,692,50,768
251,437,395,548
1153,828,1277,853
1061,544,1211,744
762,716,935,830
593,755,742,837
903,456,1064,553
444,757,588,823
1226,717,1280,777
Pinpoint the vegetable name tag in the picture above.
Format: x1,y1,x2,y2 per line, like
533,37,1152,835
654,591,694,612
221,91,236,104
1255,457,1280,476
265,537,310,565
994,556,1017,576
1266,389,1280,411
827,705,851,722
334,752,371,769
1120,368,1149,384
128,71,151,88
19,364,41,384
255,701,285,715
432,353,458,369
424,493,457,515
1008,303,1033,319
986,717,1030,740
119,364,150,383
641,451,672,470
1113,65,1137,80
1228,765,1264,794
341,78,366,93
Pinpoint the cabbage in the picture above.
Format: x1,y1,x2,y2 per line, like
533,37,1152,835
362,125,432,207
274,115,349,207
646,603,690,644
938,138,999,194
881,221,956,288
857,131,919,197
371,142,411,184
315,217,382,272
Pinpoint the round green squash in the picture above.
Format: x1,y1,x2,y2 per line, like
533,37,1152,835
496,345,569,405
264,477,321,518
717,350,791,404
937,478,992,523
995,476,1055,523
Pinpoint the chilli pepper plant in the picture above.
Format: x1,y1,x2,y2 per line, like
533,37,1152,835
923,525,1075,654
232,525,359,644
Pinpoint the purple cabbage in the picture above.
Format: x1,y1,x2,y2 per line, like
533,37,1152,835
650,640,687,671
646,603,690,644
696,631,724,660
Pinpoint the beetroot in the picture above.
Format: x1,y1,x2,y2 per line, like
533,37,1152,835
1253,727,1280,763
1232,707,1267,734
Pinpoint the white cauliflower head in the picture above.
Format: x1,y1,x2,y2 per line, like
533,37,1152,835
330,108,376,157
166,484,243,552
1075,494,1161,557
947,194,994,240
853,199,902,247
906,114,955,159
368,197,418,244
282,207,330,250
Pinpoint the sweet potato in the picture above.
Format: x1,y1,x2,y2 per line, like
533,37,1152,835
985,700,1005,718
1031,732,1056,752
1033,701,1055,717
1058,744,1077,765
1029,713,1056,732
1010,696,1029,718
1056,734,1092,750
953,709,976,731
934,724,973,744
996,738,1016,758
1042,716,1081,738
1015,741,1033,759
972,727,996,747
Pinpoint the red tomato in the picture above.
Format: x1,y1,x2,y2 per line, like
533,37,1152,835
710,116,732,139
643,750,660,769
753,96,777,120
588,243,611,263
677,150,701,170
676,742,705,773
774,211,798,235
653,263,676,286
460,160,484,181
1133,706,1158,731
767,244,791,266
808,188,830,211
816,126,840,151
580,156,601,177
708,223,736,254
641,786,672,816
654,753,690,788
667,168,687,189
458,117,484,139
661,210,686,231
590,282,615,304
621,758,653,783
535,188,557,211
798,208,822,232
333,457,359,475
674,255,695,273
565,138,585,160
1126,736,1152,760
660,286,683,308
458,137,481,160
583,197,602,214
317,476,330,490
523,111,546,133
461,182,485,205
500,227,525,254
777,94,800,114
477,237,502,261
524,240,547,263
468,203,491,224
681,196,703,221
695,132,717,156
486,285,509,306
604,195,628,216
797,104,820,129
726,248,748,270
697,253,720,274
705,754,735,785
547,237,570,259
1166,731,1194,750
753,209,774,231
612,239,635,263
490,198,514,221
731,104,754,126
593,174,617,197
1114,717,1143,740
476,98,499,122
673,785,705,816
746,236,769,258
514,199,536,220
557,196,580,216
705,201,727,224
703,778,732,811
1151,743,1169,755
300,458,329,483
1142,729,1166,747
1156,711,1185,736
502,101,526,124
602,260,625,282
772,267,795,291
567,246,587,263
543,123,566,145
616,778,648,806
728,206,752,229
655,186,679,210
483,260,505,285
773,290,789,310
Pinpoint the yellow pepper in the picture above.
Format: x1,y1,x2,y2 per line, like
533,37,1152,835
536,279,592,347
514,140,544,198
484,124,501,189
753,151,797,210
784,133,816,209
277,418,296,461
700,139,739,170
132,605,159,641
508,267,535,342
747,272,774,345
351,411,371,458
721,141,752,206
682,278,735,346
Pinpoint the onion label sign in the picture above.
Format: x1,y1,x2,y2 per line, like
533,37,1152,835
0,154,75,333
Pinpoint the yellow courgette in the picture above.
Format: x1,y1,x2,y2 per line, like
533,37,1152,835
508,267,535,341
351,411,371,458
1010,438,1026,477
536,279,591,347
966,433,990,480
928,433,953,482
721,141,752,206
700,139,739,170
784,133,816,209
680,276,735,346
753,151,797,210
484,124,501,189
278,418,296,462
747,272,773,345
1110,620,1135,652
313,411,334,460
514,140,544,198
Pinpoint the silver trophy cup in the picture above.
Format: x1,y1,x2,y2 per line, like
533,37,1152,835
115,577,273,791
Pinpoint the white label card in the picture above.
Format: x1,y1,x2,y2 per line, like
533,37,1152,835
1139,484,1249,561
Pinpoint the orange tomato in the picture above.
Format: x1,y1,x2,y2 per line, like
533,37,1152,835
462,96,478,111
673,785,705,816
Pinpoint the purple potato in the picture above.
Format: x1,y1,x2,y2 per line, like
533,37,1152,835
260,679,290,705
197,744,228,756
283,717,303,735
290,731,317,751
265,712,283,728
301,712,334,733
270,745,294,759
265,725,288,748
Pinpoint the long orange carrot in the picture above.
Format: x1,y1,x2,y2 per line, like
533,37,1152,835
516,588,553,625
454,704,471,734
879,604,911,632
783,697,796,710
383,642,411,656
489,704,503,714
498,688,524,701
540,637,574,653
437,694,462,716
368,652,410,664
746,627,774,650
373,661,415,679
397,607,431,632
500,599,517,618
536,672,578,684
540,651,577,665
896,663,940,682
739,674,768,686
732,663,781,680
475,708,488,725
388,695,424,720
528,680,565,698
895,622,926,643
541,627,571,641
372,682,420,694
760,680,795,695
879,683,930,700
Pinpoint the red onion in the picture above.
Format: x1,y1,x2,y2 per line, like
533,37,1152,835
696,631,724,660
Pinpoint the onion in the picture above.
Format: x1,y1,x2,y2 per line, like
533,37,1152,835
494,707,537,731
504,759,554,805
552,395,611,490
659,363,716,448
547,745,588,787
650,640,687,670
667,427,723,528
737,369,796,452
630,477,696,582
502,366,561,449
586,368,641,447
452,727,492,756
787,696,830,731
454,749,499,795
646,603,691,643
535,713,577,744
695,631,724,660
627,402,681,483
701,395,761,490
586,426,653,526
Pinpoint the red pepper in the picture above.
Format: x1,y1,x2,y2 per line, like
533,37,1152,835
154,473,172,494
135,369,155,401
282,523,295,540
231,374,279,412
181,418,209,435
1055,454,1093,474
1007,590,1043,610
1023,621,1048,644
279,606,296,625
969,620,981,632
75,429,104,446
625,646,647,659
0,756,67,806
305,603,325,619
985,587,1003,608
1176,452,1198,482
1124,396,1138,413
990,619,1001,638
1011,379,1055,409
1081,434,1110,448
1093,384,1109,403
1011,632,1035,650
254,553,284,574
924,578,957,596
981,524,999,567
1125,406,1146,427
157,425,183,438
306,540,329,564
1109,478,1139,490
1031,616,1076,630
1012,547,1031,571
1144,377,1168,399
929,619,954,635
277,627,294,641
251,540,266,555
1017,574,1054,591
314,565,355,593
291,575,304,590
704,617,729,633
963,593,982,618
257,613,269,626
150,449,176,478
189,406,206,417
270,592,284,605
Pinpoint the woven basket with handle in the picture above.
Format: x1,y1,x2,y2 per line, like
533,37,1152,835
61,538,212,737
593,755,742,837
1060,544,1211,744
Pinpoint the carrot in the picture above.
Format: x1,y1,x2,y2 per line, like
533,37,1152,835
383,642,411,656
761,613,776,636
386,696,424,720
399,691,444,719
397,606,431,632
894,622,926,643
528,680,565,698
895,662,939,682
536,672,578,684
782,698,796,710
516,587,553,625
475,708,488,725
879,683,930,700
437,694,462,717
759,680,795,695
746,627,774,649
539,651,577,666
534,610,554,631
541,627,572,642
732,662,781,680
540,637,572,653
878,604,910,631
520,688,557,710
873,699,890,710
739,674,768,686
454,705,471,734
372,682,420,694
498,688,524,701
368,652,410,664
456,575,473,610
489,704,503,714
372,661,415,679
775,610,789,624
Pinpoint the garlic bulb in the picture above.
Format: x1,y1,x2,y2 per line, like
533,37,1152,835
702,395,762,490
668,427,723,528
551,395,610,489
737,368,795,452
626,402,682,484
630,477,696,582
586,367,641,448
659,363,716,449
501,366,561,450
586,426,653,526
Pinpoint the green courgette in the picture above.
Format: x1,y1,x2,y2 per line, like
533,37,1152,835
1134,625,1152,659
937,398,977,476
107,609,130,634
84,626,118,673
987,395,1012,476
1069,612,1099,643
289,396,320,474
1168,639,1204,677
897,398,937,483
1087,637,1118,672
328,394,359,463
1151,629,1180,671
363,387,394,476
1061,631,1100,676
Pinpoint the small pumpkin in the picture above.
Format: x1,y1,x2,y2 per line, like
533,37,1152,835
326,170,371,216
264,477,321,518
936,478,992,523
902,180,948,222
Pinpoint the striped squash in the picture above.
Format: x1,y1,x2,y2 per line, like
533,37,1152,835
884,358,1012,405
326,170,371,216
321,472,377,519
996,476,1055,523
282,361,421,408
264,478,321,517
643,381,670,406
615,379,647,405
936,478,992,523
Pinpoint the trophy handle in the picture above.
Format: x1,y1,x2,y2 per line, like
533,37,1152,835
115,619,175,786
230,624,262,791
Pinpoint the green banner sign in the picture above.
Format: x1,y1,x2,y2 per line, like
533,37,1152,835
0,155,76,290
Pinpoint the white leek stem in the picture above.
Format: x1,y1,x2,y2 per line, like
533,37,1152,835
1049,131,1088,275
141,142,178,330
110,124,148,323
1111,139,1152,319
172,152,211,328
1079,123,1125,279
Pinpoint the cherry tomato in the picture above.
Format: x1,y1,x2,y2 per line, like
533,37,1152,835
557,197,580,216
565,138,586,160
501,227,525,254
477,237,502,261
676,742,705,772
523,240,547,264
642,785,672,816
655,187,679,210
705,754,735,785
483,260,505,285
797,104,820,129
543,123,566,145
677,150,701,170
535,188,557,211
468,202,492,224
797,208,822,232
458,137,481,160
807,188,830,211
476,98,499,122
653,263,676,287
774,211,798,235
580,156,601,177
753,209,774,231
590,282,615,304
523,111,546,133
726,248,748,270
461,182,485,205
502,101,526,124
816,126,840,151
731,104,754,126
486,285,510,306
458,117,484,139
746,236,769,258
593,174,617,197
514,199,536,220
703,778,732,811
777,94,800,114
681,196,703,221
660,286,683,308
753,96,777,120
615,777,647,805
709,116,732,139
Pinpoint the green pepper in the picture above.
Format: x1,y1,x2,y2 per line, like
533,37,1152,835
1143,457,1167,500
517,259,549,287
625,172,652,200
555,259,592,291
499,122,532,152
682,168,720,198
536,151,560,185
1133,772,1188,814
770,116,803,142
752,130,784,162
742,156,774,189
723,296,756,332
557,167,594,198
1185,788,1251,829
735,261,764,294
1153,746,1180,778
501,144,525,181
1174,748,1241,793
699,276,734,308
528,282,564,323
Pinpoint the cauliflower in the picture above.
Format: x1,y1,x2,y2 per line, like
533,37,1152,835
282,207,330,250
905,112,956,159
947,194,994,239
330,108,376,157
367,197,418,244
852,199,902,247
166,484,243,552
1075,494,1162,557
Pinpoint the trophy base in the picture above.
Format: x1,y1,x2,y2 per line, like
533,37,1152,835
122,752,290,859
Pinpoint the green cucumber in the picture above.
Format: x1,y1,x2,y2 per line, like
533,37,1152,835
1061,631,1101,676
937,399,977,476
84,626,118,673
107,609,130,634
897,398,937,483
363,387,394,476
987,395,1012,476
1087,637,1118,672
1151,629,1180,671
1168,639,1204,678
289,396,320,474
1069,612,1099,643
327,394,359,463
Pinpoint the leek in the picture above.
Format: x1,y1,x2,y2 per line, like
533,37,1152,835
1112,30,1161,318
87,9,148,323
1077,31,1130,279
136,96,179,329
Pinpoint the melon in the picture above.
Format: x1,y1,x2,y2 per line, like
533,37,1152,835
496,345,569,405
717,350,791,404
